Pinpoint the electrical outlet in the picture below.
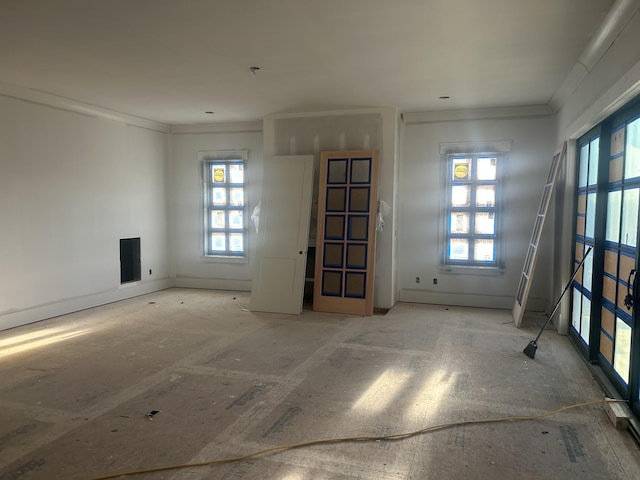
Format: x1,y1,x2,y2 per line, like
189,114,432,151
433,278,438,285
415,277,420,283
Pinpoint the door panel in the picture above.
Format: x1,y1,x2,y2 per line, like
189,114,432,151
250,155,314,314
314,150,379,315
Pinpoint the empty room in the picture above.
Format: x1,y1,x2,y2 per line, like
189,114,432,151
2,1,640,479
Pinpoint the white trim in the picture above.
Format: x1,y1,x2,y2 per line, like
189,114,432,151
403,105,553,125
171,121,263,135
0,81,169,132
439,140,513,155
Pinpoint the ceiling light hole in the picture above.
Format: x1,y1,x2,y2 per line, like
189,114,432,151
205,111,215,114
438,96,450,99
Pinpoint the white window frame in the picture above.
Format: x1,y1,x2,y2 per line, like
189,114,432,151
440,141,511,271
201,150,248,258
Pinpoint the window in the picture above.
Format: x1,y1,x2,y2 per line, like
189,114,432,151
445,154,501,266
203,159,246,256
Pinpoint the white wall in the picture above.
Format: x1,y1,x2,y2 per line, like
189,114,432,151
398,112,555,310
169,123,263,291
0,95,171,330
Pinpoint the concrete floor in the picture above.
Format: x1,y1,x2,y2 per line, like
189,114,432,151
0,288,639,480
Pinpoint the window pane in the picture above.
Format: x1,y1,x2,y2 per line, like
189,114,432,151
578,144,589,187
614,318,631,384
211,233,226,251
474,239,494,262
585,192,596,239
211,188,226,206
624,118,640,179
451,185,470,207
211,210,226,228
229,233,244,253
229,164,244,183
450,212,469,233
229,210,243,228
449,239,468,260
476,157,496,180
452,158,471,181
587,138,599,185
572,288,581,331
229,188,244,206
475,212,495,234
580,295,591,344
621,188,639,247
583,250,593,291
476,186,495,207
606,190,621,243
212,164,226,183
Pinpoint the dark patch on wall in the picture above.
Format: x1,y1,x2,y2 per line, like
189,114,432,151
262,406,302,438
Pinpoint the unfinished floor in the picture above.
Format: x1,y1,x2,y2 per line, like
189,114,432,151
0,288,638,480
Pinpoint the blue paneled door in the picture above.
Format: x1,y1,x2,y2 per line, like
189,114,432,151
313,151,380,315
574,108,640,418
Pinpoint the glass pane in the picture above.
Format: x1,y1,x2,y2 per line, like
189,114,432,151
578,144,588,187
452,158,471,181
614,318,631,384
351,158,371,183
229,188,244,206
211,233,226,251
585,192,596,239
229,233,243,253
624,118,640,179
212,164,226,183
449,238,468,260
346,244,367,269
349,188,370,212
606,190,621,243
348,216,368,241
229,210,243,228
476,157,497,180
583,250,593,291
621,188,639,247
327,188,346,211
345,272,366,298
211,188,226,206
322,271,342,296
587,137,599,185
324,243,343,268
476,186,495,207
328,159,347,183
451,186,470,207
475,212,495,234
229,164,244,184
474,239,494,262
325,215,345,239
580,295,591,345
571,288,581,331
211,210,226,228
450,213,469,234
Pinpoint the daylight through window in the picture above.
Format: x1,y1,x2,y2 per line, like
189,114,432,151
203,160,246,256
445,154,501,266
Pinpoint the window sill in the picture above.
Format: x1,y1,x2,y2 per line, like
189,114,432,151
201,255,248,265
438,265,505,276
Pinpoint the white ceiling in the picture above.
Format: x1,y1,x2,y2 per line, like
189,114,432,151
0,0,616,125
